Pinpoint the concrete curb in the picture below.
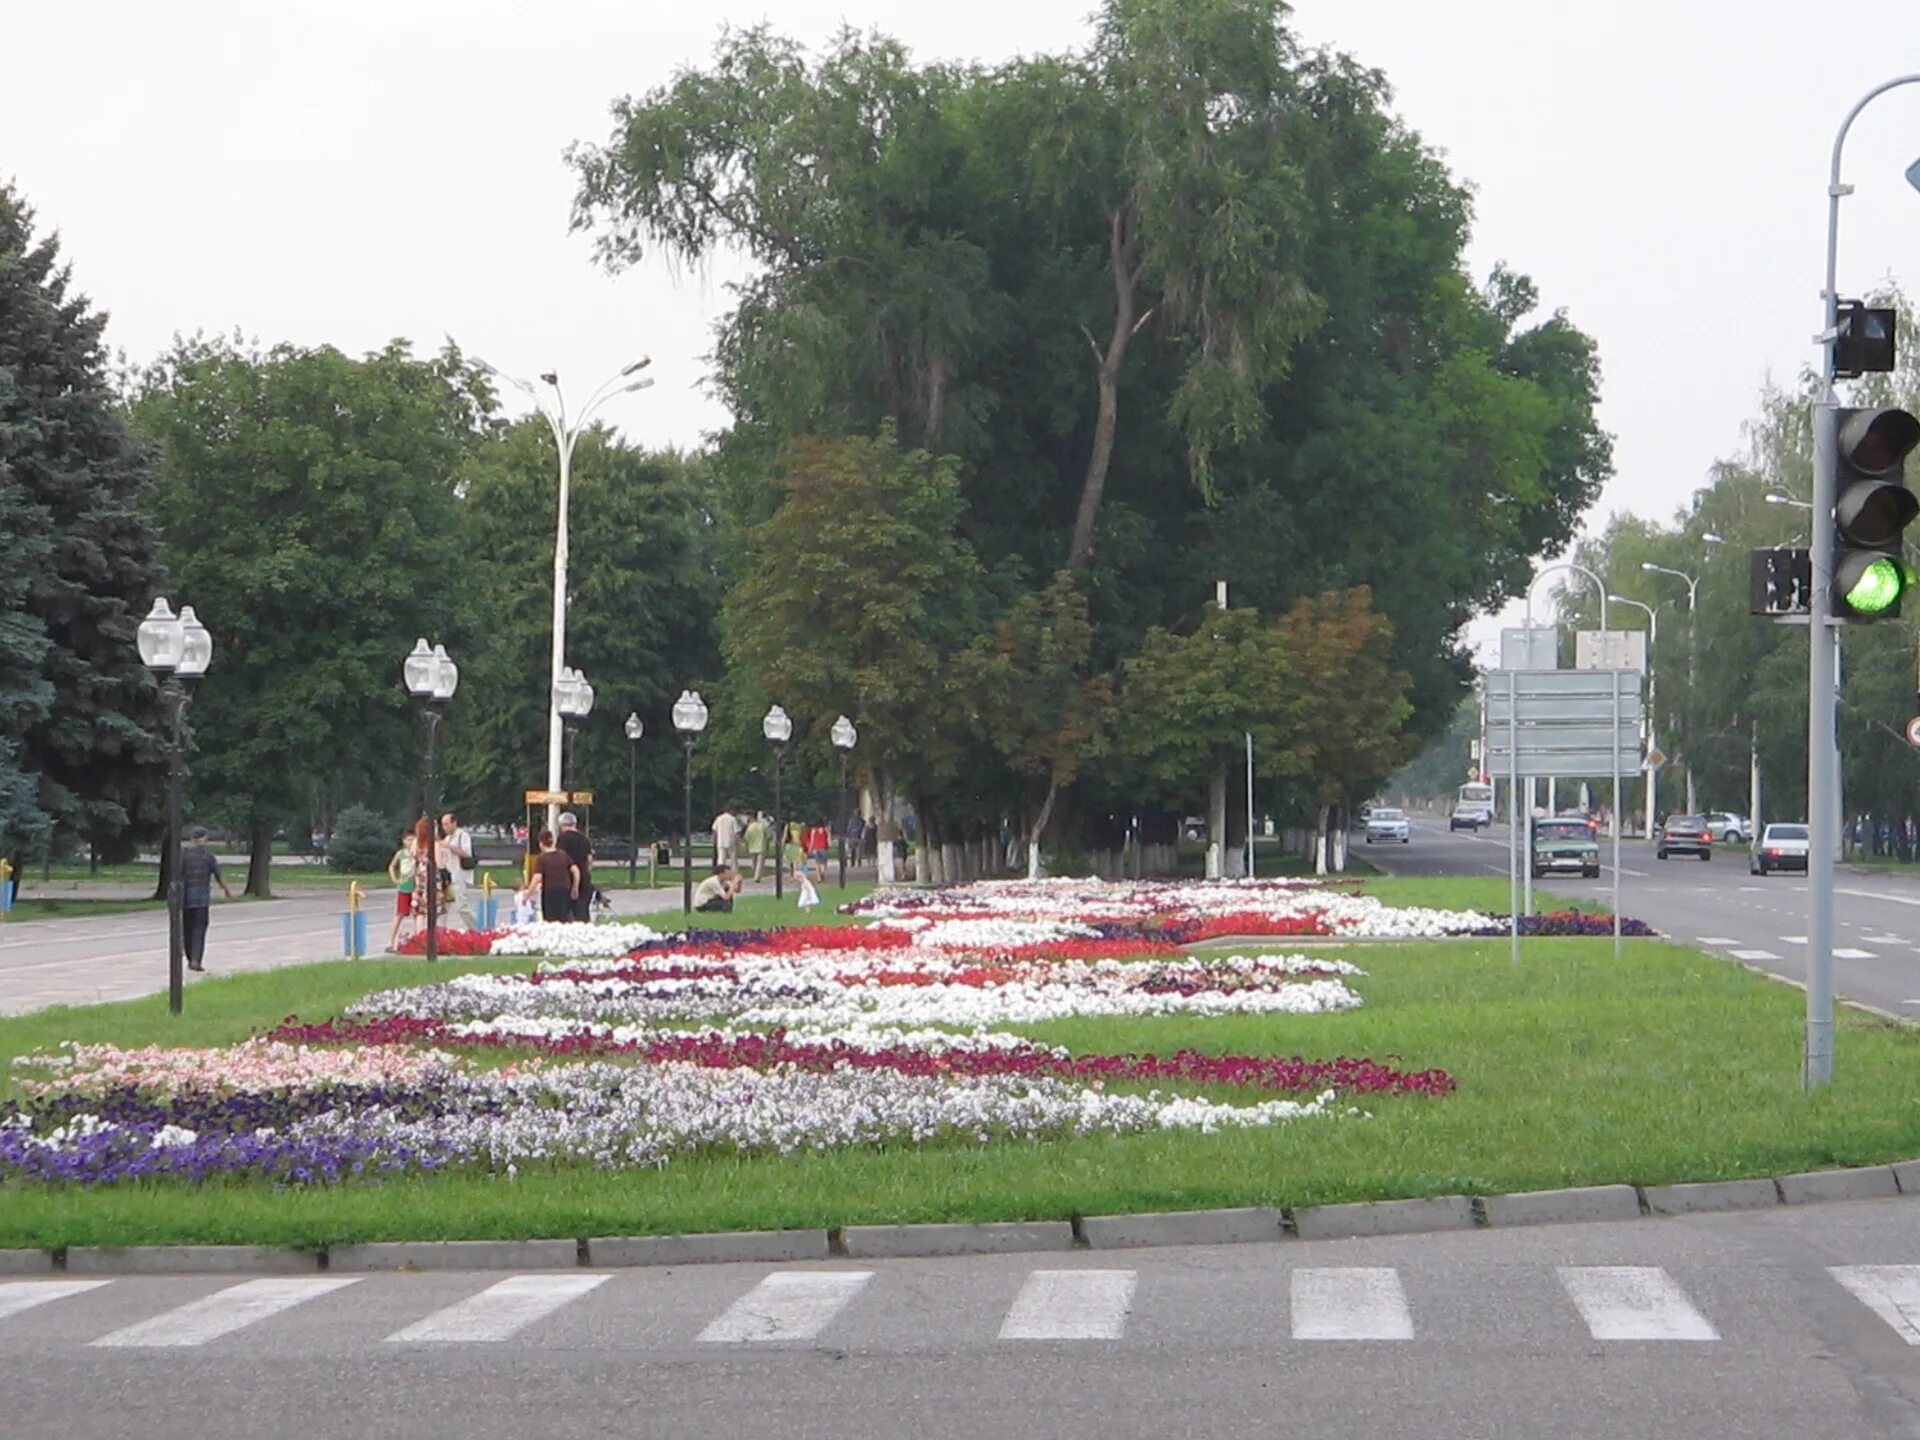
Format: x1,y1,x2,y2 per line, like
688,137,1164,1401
26,1160,1920,1276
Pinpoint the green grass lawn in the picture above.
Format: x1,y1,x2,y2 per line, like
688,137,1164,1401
3,897,169,921
4,926,1919,1250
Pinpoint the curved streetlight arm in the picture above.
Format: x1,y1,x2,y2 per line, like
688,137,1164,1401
1641,563,1702,608
1823,76,1920,395
1523,560,1608,640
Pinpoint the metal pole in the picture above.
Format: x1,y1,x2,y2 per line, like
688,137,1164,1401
772,745,785,900
1245,731,1256,878
166,685,184,1015
1612,667,1623,956
1684,586,1698,814
1509,670,1520,964
1750,719,1761,838
837,755,849,890
681,737,695,916
627,741,638,886
546,432,574,837
1523,772,1534,919
424,709,440,964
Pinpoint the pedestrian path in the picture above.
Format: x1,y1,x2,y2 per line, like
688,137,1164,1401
6,1259,1920,1353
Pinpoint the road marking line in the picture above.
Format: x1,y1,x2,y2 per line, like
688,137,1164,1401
698,1272,871,1343
0,1279,111,1323
1291,1267,1414,1341
1830,1267,1920,1345
1838,887,1920,908
1697,937,1739,946
1729,950,1781,962
386,1273,610,1343
1739,886,1765,892
1864,936,1907,946
1834,949,1878,960
1781,936,1808,945
91,1277,359,1347
1558,1267,1717,1341
999,1269,1136,1340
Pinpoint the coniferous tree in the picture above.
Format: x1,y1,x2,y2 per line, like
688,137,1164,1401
0,182,168,870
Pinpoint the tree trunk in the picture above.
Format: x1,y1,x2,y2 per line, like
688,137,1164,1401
152,831,173,902
1026,773,1063,881
1067,208,1149,569
1206,766,1228,879
245,818,274,898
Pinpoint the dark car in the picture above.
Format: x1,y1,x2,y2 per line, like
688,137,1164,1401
1657,814,1714,861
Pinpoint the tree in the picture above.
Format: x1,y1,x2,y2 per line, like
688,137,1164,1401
133,337,486,894
447,421,722,835
722,425,983,876
0,181,168,873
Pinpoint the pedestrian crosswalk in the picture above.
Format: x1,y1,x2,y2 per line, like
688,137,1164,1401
7,1260,1920,1354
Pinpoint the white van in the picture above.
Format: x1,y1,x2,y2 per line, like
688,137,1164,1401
1450,782,1495,831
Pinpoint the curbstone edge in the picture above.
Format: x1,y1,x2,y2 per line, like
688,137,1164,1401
1892,1160,1920,1195
839,1221,1074,1259
66,1245,320,1276
1080,1207,1283,1250
587,1230,829,1268
1641,1177,1782,1216
326,1239,580,1272
1777,1165,1901,1206
1480,1184,1642,1228
1291,1195,1475,1241
0,1249,54,1275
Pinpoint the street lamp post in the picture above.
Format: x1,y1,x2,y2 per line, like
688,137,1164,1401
474,355,653,835
1608,595,1665,839
403,638,459,964
672,690,708,915
1640,561,1709,813
554,667,594,790
831,715,857,890
763,705,793,900
624,712,644,885
137,599,213,1016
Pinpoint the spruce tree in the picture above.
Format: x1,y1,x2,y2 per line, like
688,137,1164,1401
0,181,168,866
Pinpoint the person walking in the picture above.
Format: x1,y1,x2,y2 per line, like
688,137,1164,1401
712,803,741,870
555,811,593,922
438,811,476,929
743,810,769,882
784,820,806,886
531,829,580,923
180,827,235,973
385,830,419,952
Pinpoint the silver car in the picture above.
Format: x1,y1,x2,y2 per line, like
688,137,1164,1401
1365,807,1411,844
1751,822,1810,875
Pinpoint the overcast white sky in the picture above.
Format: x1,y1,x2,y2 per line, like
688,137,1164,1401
7,1,1920,659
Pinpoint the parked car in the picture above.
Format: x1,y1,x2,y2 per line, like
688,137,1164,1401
1750,822,1811,875
1703,811,1749,844
1365,807,1411,844
1656,814,1714,861
1532,817,1601,879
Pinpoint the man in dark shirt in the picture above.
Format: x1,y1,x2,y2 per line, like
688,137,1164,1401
554,812,593,922
531,830,579,924
180,827,234,972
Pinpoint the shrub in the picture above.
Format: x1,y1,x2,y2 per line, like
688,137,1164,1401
327,805,398,873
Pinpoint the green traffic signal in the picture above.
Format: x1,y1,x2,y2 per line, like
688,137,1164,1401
1839,554,1914,615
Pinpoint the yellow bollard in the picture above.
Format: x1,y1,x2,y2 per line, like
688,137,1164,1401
346,881,364,958
482,871,496,928
0,856,12,921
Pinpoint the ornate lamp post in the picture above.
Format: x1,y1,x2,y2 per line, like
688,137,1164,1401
554,666,594,790
763,704,793,899
672,689,709,914
137,598,213,1015
403,638,459,963
831,715,857,890
623,712,644,885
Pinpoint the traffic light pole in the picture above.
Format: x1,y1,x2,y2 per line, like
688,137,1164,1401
1803,73,1920,1089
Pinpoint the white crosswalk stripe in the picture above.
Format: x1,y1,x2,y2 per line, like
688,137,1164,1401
1834,949,1878,960
1730,950,1781,961
0,1280,110,1323
1291,1267,1413,1340
1830,1266,1920,1344
1697,937,1739,946
999,1269,1135,1340
387,1273,611,1343
1558,1266,1717,1341
91,1277,359,1348
697,1271,871,1343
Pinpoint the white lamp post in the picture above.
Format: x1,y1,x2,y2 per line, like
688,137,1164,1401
554,666,594,791
763,704,793,899
475,355,653,833
1641,562,1706,812
831,715,858,889
623,711,644,885
137,598,212,1015
403,638,459,963
672,689,709,913
1608,594,1665,839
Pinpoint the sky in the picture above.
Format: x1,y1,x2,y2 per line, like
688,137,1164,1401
6,0,1920,664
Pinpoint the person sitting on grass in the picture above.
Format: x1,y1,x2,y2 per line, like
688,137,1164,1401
691,863,744,914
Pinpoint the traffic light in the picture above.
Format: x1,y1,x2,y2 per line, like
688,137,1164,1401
1750,546,1812,616
1832,406,1920,620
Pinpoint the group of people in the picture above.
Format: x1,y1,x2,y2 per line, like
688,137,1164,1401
383,811,477,951
709,804,872,884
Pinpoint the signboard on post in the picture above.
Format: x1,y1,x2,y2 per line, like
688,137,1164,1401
1576,629,1647,674
1906,716,1920,751
1500,626,1557,671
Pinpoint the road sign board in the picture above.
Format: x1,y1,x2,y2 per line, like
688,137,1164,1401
1645,747,1666,768
1906,716,1920,750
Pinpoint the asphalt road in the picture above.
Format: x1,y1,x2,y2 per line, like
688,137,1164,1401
1371,815,1920,1018
9,1199,1920,1438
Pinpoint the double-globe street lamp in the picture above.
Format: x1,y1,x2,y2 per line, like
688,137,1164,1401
831,715,858,889
136,599,213,1016
763,705,793,900
474,355,652,835
672,690,709,914
624,712,644,885
403,638,459,964
554,667,595,789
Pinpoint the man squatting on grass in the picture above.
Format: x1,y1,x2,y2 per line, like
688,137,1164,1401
181,827,235,972
692,864,744,913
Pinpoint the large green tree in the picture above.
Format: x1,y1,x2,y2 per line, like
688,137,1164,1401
134,337,486,892
0,182,168,870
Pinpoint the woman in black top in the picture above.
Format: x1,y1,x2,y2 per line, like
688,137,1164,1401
532,830,579,923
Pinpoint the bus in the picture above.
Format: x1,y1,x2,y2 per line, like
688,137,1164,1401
1451,781,1495,831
